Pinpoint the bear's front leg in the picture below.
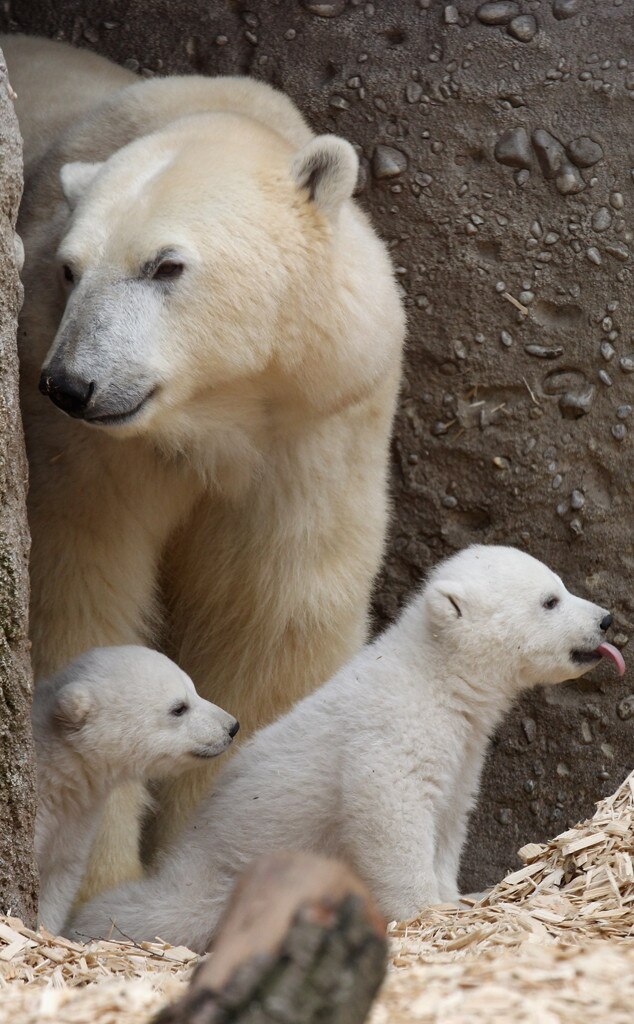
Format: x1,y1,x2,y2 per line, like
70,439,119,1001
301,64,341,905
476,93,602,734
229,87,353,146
341,762,442,922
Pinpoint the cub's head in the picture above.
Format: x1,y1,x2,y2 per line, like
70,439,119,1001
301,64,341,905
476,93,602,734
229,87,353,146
39,111,402,472
44,646,238,779
424,545,624,691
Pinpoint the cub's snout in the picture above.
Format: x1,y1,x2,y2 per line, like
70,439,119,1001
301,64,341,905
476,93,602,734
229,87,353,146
569,602,624,677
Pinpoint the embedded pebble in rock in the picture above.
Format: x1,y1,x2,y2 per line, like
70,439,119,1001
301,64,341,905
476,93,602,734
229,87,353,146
414,171,433,187
617,695,634,720
601,341,615,361
532,129,567,179
553,0,581,19
524,344,564,359
508,16,537,42
619,354,634,373
531,131,586,194
617,405,632,419
592,207,612,232
405,81,422,103
610,191,624,209
494,127,533,169
566,136,603,168
300,0,346,15
444,5,460,24
612,424,627,441
556,163,585,195
605,242,630,262
514,168,530,186
371,145,408,179
598,370,613,386
586,246,602,265
476,2,519,25
500,330,513,347
570,489,585,509
559,388,595,418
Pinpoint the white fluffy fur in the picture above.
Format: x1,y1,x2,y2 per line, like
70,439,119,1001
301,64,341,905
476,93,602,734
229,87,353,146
1,35,404,897
33,646,237,934
70,546,614,952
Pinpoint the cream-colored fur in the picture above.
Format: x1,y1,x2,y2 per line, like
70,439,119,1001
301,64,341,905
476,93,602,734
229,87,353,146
70,546,618,951
33,645,237,934
3,35,404,898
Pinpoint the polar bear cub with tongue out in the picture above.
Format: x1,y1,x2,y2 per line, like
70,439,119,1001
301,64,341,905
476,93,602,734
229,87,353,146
71,546,624,951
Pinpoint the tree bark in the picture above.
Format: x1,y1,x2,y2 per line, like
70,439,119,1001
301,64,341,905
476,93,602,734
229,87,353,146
0,50,38,926
155,852,387,1024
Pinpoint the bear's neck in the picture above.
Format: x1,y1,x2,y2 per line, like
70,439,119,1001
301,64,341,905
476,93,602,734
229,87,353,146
395,598,521,736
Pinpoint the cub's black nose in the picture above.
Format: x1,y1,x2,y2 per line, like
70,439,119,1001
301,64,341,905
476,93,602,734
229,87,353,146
39,371,95,418
228,720,240,738
600,613,613,632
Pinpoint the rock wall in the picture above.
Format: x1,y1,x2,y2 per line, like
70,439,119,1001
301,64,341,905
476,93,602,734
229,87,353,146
2,0,633,890
0,45,38,925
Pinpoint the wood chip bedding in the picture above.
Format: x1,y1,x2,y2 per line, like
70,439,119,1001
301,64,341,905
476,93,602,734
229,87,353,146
2,770,632,1023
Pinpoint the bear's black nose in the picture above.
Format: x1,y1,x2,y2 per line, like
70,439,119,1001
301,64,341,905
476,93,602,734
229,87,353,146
228,720,240,738
600,613,613,632
39,371,95,418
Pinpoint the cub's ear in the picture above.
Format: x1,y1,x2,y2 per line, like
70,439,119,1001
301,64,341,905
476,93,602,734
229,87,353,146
290,135,358,218
59,161,104,210
426,579,467,624
53,683,92,731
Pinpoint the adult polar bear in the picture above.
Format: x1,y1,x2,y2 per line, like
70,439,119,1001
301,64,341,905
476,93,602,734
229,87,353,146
4,35,404,896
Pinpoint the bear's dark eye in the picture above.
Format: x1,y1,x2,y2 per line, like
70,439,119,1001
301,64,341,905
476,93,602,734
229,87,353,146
170,702,189,717
62,263,75,284
543,596,559,610
152,260,184,281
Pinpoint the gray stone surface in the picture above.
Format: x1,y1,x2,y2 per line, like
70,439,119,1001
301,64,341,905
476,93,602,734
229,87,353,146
0,45,38,924
2,0,634,891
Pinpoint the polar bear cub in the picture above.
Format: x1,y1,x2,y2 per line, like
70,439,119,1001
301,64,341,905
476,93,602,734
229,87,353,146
70,547,623,951
32,646,238,934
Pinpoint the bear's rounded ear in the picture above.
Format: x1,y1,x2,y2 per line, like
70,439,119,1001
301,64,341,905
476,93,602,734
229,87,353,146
427,579,467,625
59,161,104,210
53,683,92,731
290,135,359,218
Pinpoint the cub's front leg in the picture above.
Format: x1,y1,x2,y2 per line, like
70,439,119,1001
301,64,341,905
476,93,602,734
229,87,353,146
341,757,441,921
434,745,486,903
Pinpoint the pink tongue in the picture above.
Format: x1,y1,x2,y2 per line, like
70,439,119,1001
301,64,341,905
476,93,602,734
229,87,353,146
595,642,626,676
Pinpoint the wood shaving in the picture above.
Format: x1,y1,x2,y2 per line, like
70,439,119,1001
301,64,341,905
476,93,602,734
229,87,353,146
2,770,633,1022
373,768,634,1022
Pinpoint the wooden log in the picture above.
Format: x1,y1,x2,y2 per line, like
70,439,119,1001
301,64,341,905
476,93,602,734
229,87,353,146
154,851,387,1024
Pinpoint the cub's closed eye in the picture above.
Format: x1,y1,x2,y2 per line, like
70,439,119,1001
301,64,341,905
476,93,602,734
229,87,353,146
543,596,559,610
170,702,189,717
62,264,75,284
152,260,184,281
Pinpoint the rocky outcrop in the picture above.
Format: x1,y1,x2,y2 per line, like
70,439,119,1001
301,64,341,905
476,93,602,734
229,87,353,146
0,45,37,925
